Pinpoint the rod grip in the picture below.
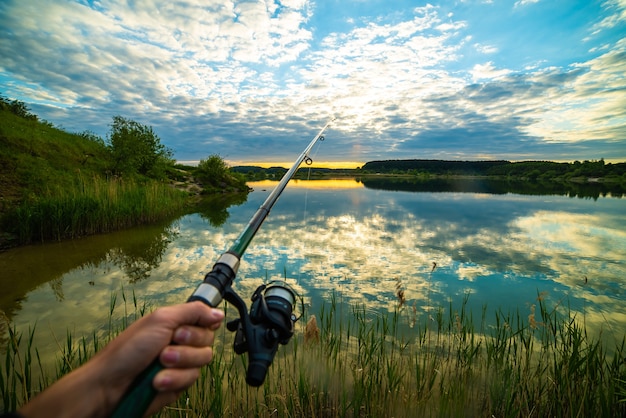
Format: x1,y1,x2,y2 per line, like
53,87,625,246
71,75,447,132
110,264,234,418
110,360,162,418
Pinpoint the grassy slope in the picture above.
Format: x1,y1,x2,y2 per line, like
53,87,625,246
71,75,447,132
0,109,110,214
0,109,192,248
0,108,252,249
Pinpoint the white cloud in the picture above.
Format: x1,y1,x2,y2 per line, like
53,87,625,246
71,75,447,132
470,62,511,81
474,43,498,54
290,5,468,137
0,0,624,162
588,0,626,36
514,0,540,8
524,40,626,143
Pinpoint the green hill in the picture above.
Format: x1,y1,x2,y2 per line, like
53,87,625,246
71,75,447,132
0,97,246,249
0,102,110,214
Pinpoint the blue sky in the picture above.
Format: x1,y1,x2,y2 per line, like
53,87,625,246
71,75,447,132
1,0,625,166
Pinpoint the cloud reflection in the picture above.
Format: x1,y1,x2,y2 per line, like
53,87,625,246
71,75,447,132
235,182,626,341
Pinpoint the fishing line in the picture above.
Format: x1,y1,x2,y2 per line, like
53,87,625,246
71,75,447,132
297,136,323,287
112,119,334,418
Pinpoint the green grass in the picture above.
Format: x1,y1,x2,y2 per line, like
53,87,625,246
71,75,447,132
0,109,187,244
0,109,109,206
4,174,187,244
0,288,150,412
2,290,625,417
0,106,189,245
0,105,250,247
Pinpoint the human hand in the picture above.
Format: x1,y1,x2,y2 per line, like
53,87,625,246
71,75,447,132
19,301,224,418
101,301,225,416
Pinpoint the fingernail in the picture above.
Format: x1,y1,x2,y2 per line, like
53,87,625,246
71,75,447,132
211,309,225,320
175,328,191,343
162,348,180,364
154,373,172,390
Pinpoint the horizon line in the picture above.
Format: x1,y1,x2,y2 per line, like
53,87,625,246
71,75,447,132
175,158,623,169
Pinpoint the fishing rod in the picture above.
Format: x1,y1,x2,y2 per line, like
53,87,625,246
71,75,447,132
112,118,334,417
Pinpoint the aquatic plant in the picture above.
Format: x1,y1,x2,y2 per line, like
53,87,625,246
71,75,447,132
1,290,624,417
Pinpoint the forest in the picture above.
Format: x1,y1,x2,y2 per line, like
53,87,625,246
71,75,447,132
233,159,626,182
359,159,626,180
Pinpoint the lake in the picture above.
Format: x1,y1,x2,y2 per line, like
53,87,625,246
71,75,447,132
1,177,625,368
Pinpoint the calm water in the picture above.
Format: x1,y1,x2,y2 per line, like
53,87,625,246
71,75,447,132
1,178,625,366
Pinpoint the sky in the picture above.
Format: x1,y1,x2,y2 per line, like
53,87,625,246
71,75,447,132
1,0,625,166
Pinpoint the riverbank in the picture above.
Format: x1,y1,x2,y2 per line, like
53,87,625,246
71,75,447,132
3,172,623,252
0,174,247,251
0,103,249,251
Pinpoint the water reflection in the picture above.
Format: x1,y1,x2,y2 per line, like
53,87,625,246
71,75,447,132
237,179,626,345
1,179,625,368
108,223,178,284
0,220,177,319
196,193,249,227
0,195,246,355
360,176,626,199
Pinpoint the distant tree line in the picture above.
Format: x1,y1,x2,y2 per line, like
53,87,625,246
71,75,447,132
360,159,626,181
231,166,289,180
233,159,626,183
232,166,341,180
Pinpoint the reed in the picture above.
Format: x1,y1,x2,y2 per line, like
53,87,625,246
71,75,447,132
6,175,187,244
2,290,625,417
0,289,149,412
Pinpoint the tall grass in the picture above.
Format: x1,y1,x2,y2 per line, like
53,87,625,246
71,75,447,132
2,291,625,417
152,293,626,417
0,289,149,411
5,175,187,244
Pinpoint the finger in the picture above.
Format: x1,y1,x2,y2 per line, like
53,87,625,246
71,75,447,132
185,302,225,328
148,302,225,332
153,367,201,392
160,345,213,368
172,325,215,347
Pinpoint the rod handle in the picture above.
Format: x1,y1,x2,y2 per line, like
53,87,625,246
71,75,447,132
110,359,162,418
111,269,231,418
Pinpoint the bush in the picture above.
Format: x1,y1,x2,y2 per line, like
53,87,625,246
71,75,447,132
195,155,249,193
107,116,173,178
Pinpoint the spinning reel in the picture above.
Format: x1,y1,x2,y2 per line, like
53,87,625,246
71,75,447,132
112,119,333,417
223,281,303,386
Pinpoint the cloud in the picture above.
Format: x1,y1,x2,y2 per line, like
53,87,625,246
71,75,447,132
470,62,511,81
523,43,626,144
474,43,498,54
0,0,624,162
514,0,540,8
589,0,626,35
0,0,318,153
